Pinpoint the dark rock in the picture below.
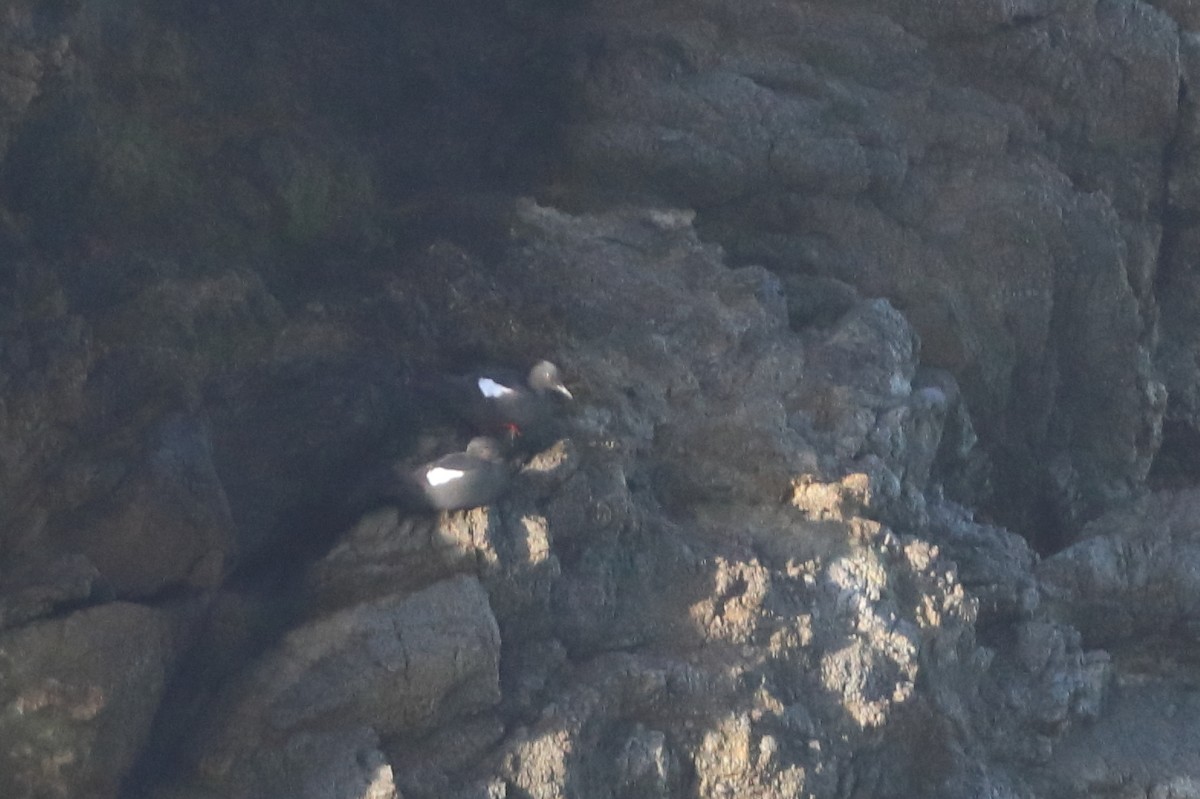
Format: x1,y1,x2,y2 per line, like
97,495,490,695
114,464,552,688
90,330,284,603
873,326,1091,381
0,2,69,164
0,553,103,630
557,0,1171,539
975,619,1110,767
307,507,485,613
0,306,92,559
178,576,500,797
38,411,233,598
388,715,506,799
926,500,1039,628
780,273,860,330
1038,681,1200,799
0,602,176,799
1039,488,1200,647
253,133,380,251
3,1,1198,796
204,356,413,568
1157,32,1200,487
194,726,400,799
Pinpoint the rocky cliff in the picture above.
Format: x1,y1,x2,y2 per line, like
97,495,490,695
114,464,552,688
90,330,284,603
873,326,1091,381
2,1,1199,797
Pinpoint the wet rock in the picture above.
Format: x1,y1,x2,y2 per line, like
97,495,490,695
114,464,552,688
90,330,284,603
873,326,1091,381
0,602,176,799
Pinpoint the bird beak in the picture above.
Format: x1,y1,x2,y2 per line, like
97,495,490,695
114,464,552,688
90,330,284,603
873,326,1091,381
554,384,574,400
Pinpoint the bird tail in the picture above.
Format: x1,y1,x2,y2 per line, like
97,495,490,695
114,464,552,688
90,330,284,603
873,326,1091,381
344,460,428,516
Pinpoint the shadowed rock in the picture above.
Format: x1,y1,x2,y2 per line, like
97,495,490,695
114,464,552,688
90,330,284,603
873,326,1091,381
176,576,500,798
0,603,176,799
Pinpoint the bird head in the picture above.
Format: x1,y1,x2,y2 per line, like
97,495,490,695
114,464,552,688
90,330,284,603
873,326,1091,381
528,360,574,400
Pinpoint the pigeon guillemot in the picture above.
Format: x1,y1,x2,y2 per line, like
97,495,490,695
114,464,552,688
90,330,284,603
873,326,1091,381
421,360,574,442
349,437,513,513
415,436,512,510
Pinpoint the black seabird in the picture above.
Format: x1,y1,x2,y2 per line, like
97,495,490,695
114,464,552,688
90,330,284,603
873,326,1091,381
421,360,574,443
348,437,513,513
415,436,512,510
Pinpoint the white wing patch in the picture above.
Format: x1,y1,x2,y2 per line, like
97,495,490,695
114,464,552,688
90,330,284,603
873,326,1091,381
477,377,517,399
426,467,465,486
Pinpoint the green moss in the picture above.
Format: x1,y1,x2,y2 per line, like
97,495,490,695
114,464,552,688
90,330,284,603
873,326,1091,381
94,113,200,231
261,138,378,247
4,95,205,247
